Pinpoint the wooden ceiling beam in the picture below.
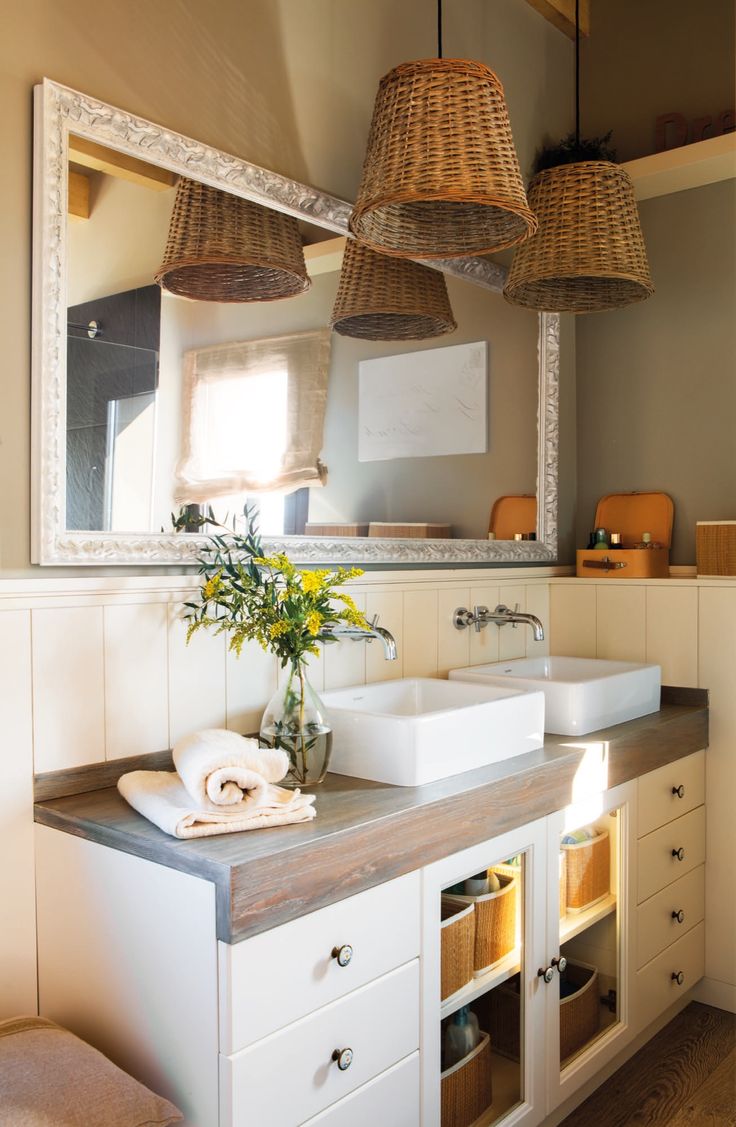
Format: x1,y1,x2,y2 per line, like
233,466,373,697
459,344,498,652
68,170,90,219
524,0,590,39
68,135,177,192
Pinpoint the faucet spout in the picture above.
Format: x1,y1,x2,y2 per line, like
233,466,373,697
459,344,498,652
491,604,545,641
322,621,398,660
371,625,398,661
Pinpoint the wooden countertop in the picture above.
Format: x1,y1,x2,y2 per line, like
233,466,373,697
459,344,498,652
34,693,707,943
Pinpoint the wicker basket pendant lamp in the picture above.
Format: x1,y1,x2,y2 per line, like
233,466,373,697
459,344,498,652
503,1,653,313
330,239,457,340
349,4,537,259
155,178,310,302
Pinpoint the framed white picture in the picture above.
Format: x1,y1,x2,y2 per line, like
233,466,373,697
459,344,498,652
358,340,488,462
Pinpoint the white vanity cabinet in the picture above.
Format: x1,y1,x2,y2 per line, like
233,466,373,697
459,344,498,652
421,779,637,1127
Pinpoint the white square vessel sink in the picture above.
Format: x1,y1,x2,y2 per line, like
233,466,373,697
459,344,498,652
323,677,545,787
448,657,661,736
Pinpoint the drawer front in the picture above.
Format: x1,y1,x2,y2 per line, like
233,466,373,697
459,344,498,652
638,750,705,837
637,805,705,904
634,920,704,1030
636,865,705,969
221,961,419,1127
302,1054,420,1127
219,871,420,1053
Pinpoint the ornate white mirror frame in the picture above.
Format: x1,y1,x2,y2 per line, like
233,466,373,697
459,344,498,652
32,78,559,567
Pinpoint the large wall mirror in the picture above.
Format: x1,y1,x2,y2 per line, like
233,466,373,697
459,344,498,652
32,79,559,566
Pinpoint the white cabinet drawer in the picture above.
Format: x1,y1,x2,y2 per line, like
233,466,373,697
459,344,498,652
219,871,420,1053
302,1054,420,1127
636,865,705,969
220,960,420,1127
637,805,705,903
637,750,704,837
634,920,704,1030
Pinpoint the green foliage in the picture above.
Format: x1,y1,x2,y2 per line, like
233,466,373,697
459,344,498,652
183,505,368,670
533,131,617,175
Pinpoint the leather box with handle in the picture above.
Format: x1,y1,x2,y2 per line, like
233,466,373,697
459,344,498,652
576,492,674,579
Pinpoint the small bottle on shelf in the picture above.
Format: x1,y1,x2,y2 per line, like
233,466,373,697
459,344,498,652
593,527,609,550
443,1007,480,1068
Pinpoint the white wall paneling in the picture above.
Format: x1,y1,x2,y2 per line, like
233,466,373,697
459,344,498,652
596,584,646,662
227,642,279,736
104,602,169,759
402,590,439,678
0,610,38,1017
365,590,405,682
167,601,227,746
32,605,106,772
549,582,597,657
323,590,367,691
646,585,698,687
525,582,551,657
467,584,500,665
436,588,470,676
497,585,528,661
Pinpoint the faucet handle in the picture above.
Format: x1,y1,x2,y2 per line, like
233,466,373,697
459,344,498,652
368,613,380,629
473,605,489,633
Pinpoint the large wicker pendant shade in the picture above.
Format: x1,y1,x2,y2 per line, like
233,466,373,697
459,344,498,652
155,179,310,302
330,240,456,340
503,161,654,313
349,59,537,259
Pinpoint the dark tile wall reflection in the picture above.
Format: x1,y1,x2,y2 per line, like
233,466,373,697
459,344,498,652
66,285,160,530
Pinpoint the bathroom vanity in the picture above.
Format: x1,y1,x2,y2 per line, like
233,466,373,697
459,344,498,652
34,692,707,1127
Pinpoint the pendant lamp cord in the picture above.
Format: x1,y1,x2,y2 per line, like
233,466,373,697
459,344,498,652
575,0,580,145
437,0,443,59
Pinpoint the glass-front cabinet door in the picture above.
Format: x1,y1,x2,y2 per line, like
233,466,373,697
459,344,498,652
421,818,548,1127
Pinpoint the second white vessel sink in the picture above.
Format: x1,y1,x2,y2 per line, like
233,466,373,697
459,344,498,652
449,656,661,736
323,677,545,786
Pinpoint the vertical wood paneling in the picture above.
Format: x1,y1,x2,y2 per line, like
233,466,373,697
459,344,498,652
698,586,736,993
402,590,439,677
365,591,404,682
646,585,698,687
498,585,527,660
32,606,105,771
525,584,550,657
549,584,596,657
104,603,169,760
324,591,367,691
0,611,38,1017
167,604,227,746
468,584,500,665
436,588,470,676
596,585,646,662
226,641,278,736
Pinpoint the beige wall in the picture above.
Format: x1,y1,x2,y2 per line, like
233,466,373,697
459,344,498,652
582,0,735,162
576,180,736,565
1,0,573,574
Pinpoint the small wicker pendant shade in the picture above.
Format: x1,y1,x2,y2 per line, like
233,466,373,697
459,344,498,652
504,162,654,313
330,240,456,340
349,59,537,259
155,179,310,302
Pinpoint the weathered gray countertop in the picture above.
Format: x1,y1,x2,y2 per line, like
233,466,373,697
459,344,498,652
34,691,707,943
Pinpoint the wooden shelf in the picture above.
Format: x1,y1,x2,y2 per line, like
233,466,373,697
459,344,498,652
559,893,617,943
441,948,521,1020
623,134,736,200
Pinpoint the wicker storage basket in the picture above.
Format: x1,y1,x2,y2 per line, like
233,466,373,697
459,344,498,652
503,161,653,313
559,961,600,1063
155,179,310,302
559,851,567,920
487,974,521,1062
458,873,517,975
350,58,536,259
441,896,476,1002
562,830,609,913
696,522,736,576
441,1032,493,1127
330,239,456,340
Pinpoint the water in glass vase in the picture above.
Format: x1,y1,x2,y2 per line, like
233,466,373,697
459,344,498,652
260,663,332,787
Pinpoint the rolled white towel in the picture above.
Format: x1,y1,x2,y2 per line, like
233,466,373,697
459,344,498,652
173,728,289,807
118,770,316,839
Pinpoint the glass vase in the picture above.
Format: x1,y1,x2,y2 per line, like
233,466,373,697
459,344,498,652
259,661,332,786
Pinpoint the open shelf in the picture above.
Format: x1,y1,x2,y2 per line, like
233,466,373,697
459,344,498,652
441,948,521,1020
560,893,616,943
623,133,735,200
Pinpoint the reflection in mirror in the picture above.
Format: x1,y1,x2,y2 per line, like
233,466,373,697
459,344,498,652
66,136,539,542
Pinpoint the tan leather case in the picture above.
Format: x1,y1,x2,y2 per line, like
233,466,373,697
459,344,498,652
489,495,537,541
576,491,674,578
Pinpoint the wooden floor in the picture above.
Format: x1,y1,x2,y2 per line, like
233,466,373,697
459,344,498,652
560,1002,736,1126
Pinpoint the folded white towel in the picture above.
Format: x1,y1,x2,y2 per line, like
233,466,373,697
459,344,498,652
117,770,316,839
173,728,289,807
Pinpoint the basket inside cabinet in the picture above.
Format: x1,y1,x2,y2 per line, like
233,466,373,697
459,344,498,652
440,1032,493,1127
441,895,475,1002
562,829,610,913
559,960,600,1063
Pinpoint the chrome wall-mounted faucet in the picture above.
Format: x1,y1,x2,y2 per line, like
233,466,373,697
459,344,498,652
453,603,544,642
322,614,398,660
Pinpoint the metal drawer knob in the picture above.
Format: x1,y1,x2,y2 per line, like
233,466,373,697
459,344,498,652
672,909,685,924
538,966,554,984
331,944,353,968
671,971,685,986
672,785,686,798
332,1047,353,1071
672,847,686,861
552,956,567,974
